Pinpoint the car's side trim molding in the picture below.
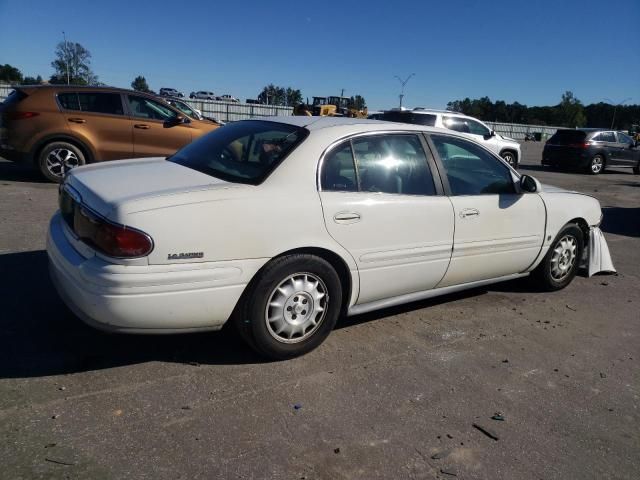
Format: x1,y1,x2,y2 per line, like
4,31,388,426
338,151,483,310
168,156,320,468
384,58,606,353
347,272,529,317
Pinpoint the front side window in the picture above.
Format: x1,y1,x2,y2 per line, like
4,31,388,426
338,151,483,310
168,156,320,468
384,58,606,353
616,132,633,145
465,119,491,136
170,120,308,185
128,95,177,121
431,134,515,196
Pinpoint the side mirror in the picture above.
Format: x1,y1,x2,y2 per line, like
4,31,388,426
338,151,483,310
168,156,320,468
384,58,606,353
520,174,541,193
490,130,496,137
165,115,189,126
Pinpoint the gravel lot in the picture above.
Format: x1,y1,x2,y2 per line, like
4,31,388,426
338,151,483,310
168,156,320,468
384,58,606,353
0,143,638,479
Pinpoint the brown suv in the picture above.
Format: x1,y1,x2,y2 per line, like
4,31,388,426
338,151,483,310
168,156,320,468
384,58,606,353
0,85,220,182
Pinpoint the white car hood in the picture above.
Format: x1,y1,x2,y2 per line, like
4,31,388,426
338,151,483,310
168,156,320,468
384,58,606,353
540,183,577,194
66,157,237,219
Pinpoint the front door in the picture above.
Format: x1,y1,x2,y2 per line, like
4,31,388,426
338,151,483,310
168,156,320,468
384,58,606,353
428,134,545,287
126,94,192,157
318,133,454,305
614,132,639,167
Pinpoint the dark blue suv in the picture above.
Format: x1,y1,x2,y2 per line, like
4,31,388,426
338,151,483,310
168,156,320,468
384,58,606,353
542,129,640,175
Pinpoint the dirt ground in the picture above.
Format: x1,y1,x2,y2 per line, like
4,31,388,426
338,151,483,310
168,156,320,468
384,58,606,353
0,143,638,479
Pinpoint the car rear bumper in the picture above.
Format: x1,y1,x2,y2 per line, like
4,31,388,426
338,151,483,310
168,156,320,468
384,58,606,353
542,148,590,167
47,212,264,334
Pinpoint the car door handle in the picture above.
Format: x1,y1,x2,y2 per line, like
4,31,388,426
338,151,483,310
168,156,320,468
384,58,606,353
134,124,150,129
68,117,86,124
459,208,480,218
333,212,361,224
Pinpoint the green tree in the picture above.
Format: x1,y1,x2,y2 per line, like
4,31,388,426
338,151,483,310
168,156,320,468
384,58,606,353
558,91,586,127
50,40,98,85
0,64,23,83
349,95,367,110
131,75,151,93
285,87,303,106
22,75,43,85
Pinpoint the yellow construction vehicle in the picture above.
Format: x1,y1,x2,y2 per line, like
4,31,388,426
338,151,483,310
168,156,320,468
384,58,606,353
293,96,367,118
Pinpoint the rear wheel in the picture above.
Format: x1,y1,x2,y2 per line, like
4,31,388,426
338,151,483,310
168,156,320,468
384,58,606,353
588,154,604,175
38,142,86,183
234,254,342,360
531,224,584,291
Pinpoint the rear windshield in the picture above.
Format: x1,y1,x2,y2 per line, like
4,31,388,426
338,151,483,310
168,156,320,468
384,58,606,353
548,130,586,145
169,120,308,185
379,111,437,126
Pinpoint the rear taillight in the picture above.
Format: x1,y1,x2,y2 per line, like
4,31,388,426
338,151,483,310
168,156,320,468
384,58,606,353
568,142,590,149
74,207,153,258
7,111,39,120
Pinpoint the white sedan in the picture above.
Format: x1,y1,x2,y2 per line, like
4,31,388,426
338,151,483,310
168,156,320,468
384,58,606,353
47,117,615,359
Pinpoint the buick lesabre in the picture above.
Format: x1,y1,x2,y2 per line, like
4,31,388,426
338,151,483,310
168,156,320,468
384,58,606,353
47,117,615,359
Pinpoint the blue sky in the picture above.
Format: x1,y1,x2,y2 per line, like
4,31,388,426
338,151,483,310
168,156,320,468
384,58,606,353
1,0,639,110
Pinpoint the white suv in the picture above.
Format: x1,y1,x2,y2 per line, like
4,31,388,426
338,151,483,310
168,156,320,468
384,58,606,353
379,108,521,167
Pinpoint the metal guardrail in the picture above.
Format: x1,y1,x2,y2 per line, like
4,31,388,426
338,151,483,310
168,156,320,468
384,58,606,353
0,84,561,138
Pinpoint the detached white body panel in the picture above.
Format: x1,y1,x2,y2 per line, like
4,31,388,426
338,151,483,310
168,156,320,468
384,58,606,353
47,117,615,335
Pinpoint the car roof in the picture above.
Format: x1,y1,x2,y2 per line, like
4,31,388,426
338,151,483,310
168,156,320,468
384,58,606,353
251,115,442,133
14,84,157,96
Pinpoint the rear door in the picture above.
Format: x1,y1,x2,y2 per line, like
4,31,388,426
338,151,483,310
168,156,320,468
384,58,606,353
318,133,454,305
428,134,545,287
126,94,192,157
57,91,134,160
596,131,621,165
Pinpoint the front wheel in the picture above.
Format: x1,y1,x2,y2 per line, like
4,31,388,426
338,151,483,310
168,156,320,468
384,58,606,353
234,254,342,360
531,224,584,291
500,151,517,168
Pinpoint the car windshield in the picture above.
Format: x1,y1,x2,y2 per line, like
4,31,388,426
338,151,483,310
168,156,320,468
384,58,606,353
169,120,308,185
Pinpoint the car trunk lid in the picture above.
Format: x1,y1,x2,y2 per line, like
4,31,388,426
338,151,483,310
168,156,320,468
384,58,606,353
65,157,239,220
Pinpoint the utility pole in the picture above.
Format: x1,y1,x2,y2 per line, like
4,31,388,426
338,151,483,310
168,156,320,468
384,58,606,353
394,73,415,108
62,31,70,85
604,97,632,129
340,88,346,97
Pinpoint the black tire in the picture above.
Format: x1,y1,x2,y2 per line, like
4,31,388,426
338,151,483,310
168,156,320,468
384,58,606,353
587,154,605,175
38,141,86,183
234,254,342,360
500,151,517,168
531,224,584,291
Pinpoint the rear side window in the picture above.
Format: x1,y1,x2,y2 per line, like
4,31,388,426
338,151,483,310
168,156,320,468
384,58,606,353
58,92,124,115
321,134,437,196
379,111,436,126
321,142,358,192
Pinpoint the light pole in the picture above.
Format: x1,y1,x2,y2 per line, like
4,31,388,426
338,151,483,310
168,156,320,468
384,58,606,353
604,97,631,129
62,31,70,84
394,73,415,108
